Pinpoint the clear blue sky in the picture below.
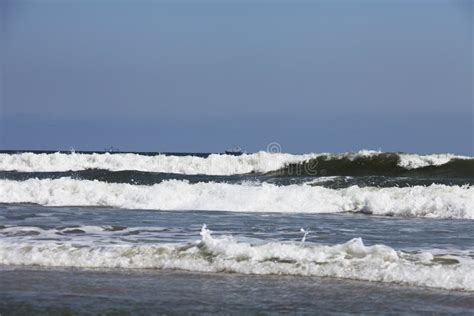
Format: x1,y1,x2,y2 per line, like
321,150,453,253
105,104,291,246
0,0,472,154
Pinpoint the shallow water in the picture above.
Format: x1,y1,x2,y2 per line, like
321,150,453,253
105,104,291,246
1,204,474,314
2,267,474,315
1,205,473,252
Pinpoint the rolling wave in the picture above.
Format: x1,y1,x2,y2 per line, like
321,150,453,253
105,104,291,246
0,178,472,219
270,153,474,178
0,225,472,291
0,151,471,176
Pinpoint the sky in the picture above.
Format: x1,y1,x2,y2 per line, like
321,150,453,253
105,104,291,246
0,0,472,154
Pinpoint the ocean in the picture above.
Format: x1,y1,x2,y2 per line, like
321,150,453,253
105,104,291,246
0,150,473,314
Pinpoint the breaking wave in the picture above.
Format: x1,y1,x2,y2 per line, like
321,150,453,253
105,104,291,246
0,151,471,176
271,153,474,178
0,151,316,174
0,225,472,291
0,178,472,219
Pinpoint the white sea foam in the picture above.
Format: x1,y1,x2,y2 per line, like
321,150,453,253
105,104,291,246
0,225,472,291
398,153,471,169
0,151,317,174
0,178,472,219
0,225,170,245
0,151,470,174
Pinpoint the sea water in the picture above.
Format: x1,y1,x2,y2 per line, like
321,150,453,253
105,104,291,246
0,151,473,314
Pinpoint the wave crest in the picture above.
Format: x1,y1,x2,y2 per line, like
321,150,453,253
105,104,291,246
0,151,471,176
0,178,472,219
272,153,474,178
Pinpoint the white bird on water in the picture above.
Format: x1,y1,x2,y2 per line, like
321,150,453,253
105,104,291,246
300,228,310,243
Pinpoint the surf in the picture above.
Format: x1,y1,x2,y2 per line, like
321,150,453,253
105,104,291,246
0,224,472,291
0,151,471,176
1,178,472,219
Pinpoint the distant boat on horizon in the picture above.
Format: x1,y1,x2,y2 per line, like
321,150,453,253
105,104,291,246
225,146,244,155
104,146,121,153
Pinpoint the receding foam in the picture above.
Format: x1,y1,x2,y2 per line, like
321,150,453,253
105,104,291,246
0,225,472,291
